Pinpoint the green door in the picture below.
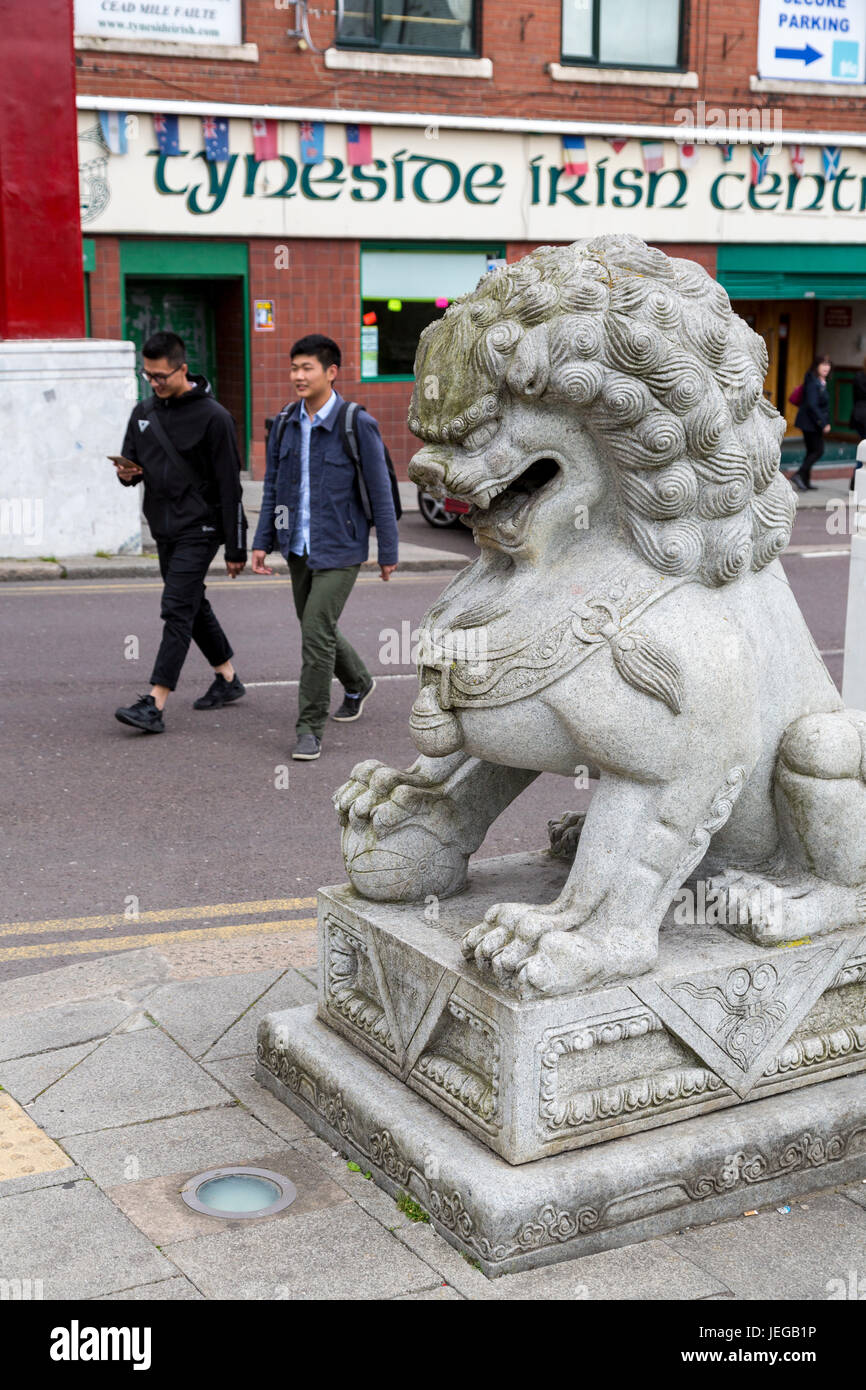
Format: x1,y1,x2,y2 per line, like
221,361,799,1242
125,279,218,402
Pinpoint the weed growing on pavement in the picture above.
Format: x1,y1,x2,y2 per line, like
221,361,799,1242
396,1191,429,1223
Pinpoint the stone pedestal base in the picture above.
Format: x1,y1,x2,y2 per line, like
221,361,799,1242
256,1005,866,1277
298,853,866,1164
0,340,141,557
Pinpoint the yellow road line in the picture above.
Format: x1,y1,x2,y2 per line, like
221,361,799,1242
0,897,317,940
0,917,318,963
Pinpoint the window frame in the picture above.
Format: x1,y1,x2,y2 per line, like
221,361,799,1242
560,0,686,74
359,240,505,383
336,0,480,59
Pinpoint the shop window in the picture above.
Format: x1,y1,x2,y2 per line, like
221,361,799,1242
360,247,503,379
562,0,683,69
337,0,477,55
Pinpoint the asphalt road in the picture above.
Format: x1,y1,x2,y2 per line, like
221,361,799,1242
0,507,852,982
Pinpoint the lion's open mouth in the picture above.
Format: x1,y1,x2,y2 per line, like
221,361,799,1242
465,457,561,545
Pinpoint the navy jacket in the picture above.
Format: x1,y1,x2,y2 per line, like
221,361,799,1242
252,391,399,571
795,373,830,434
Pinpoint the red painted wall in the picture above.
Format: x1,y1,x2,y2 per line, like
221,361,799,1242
1,0,84,337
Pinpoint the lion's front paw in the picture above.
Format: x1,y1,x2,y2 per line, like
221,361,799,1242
334,760,469,904
462,902,657,997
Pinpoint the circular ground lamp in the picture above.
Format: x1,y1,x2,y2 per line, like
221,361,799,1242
181,1167,297,1219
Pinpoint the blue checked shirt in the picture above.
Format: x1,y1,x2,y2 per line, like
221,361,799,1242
289,390,338,556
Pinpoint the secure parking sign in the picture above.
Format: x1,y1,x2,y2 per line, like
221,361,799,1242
758,0,865,82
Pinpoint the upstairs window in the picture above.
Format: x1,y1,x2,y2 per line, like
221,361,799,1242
338,0,477,55
562,0,683,70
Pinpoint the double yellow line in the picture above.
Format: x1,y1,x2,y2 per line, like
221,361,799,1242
0,897,318,962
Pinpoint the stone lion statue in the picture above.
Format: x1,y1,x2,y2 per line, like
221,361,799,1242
334,234,866,999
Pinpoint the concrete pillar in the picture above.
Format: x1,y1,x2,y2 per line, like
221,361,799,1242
0,0,140,557
842,442,866,709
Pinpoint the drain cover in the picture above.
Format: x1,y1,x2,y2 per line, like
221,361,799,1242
181,1167,297,1219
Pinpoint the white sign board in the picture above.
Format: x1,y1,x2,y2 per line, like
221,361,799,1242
758,0,866,82
78,112,866,245
74,0,241,46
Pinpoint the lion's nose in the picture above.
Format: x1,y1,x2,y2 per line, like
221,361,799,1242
409,451,447,489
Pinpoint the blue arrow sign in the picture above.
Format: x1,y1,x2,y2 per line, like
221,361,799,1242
774,44,823,66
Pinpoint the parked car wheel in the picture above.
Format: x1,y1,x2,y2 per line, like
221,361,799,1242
417,489,465,528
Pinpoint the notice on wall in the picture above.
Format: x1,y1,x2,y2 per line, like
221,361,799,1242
74,0,241,46
254,299,275,331
758,0,866,83
825,305,854,327
361,326,379,378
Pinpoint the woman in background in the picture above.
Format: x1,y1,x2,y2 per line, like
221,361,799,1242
793,355,832,492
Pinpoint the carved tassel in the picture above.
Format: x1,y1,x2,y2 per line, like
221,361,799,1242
610,631,683,714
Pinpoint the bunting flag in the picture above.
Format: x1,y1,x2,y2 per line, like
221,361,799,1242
641,140,664,173
790,144,805,178
720,143,734,162
678,142,699,169
751,145,770,186
252,118,278,161
608,137,628,154
346,123,373,166
300,120,325,166
822,145,841,179
152,114,181,156
562,134,588,177
98,111,128,156
202,117,230,162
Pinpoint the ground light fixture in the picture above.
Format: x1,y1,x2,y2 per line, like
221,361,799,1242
181,1167,297,1218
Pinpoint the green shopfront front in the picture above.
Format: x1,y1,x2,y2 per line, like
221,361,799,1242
719,245,866,448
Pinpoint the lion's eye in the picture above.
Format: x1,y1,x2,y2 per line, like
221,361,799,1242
462,421,499,452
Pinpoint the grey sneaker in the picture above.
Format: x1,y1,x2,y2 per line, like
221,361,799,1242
332,678,376,722
292,733,322,761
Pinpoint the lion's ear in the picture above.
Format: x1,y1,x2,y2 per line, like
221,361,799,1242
505,324,550,398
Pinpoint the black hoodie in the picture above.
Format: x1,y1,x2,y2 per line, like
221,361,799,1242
119,376,247,562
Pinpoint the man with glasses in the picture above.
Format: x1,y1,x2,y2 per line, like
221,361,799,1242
112,331,248,734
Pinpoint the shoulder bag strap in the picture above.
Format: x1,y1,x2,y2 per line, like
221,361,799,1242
338,401,372,522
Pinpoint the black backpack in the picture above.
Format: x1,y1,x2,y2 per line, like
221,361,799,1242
268,400,402,522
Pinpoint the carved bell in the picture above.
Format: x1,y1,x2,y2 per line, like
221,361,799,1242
409,683,464,756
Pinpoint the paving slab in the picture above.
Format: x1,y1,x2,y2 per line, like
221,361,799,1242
62,1106,281,1188
201,970,316,1061
202,1056,313,1143
290,1132,416,1233
105,1148,348,1246
0,1091,76,1182
0,949,170,1016
0,1040,101,1104
95,1276,204,1301
665,1192,866,1300
27,1029,231,1137
164,1200,441,1300
392,1283,463,1300
145,970,282,1059
841,1179,866,1213
0,1165,87,1199
0,1180,173,1299
160,930,317,980
0,997,138,1061
395,1219,730,1300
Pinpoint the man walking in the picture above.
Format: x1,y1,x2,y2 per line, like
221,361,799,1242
113,331,248,734
251,334,399,761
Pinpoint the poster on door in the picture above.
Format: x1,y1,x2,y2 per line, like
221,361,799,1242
758,0,866,83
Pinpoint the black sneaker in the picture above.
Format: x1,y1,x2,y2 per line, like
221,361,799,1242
115,694,165,734
332,678,376,722
292,733,322,761
193,673,246,710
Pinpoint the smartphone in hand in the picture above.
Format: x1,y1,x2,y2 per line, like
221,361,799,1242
108,455,143,478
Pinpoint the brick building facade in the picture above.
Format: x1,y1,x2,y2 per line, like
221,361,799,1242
76,1,866,476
